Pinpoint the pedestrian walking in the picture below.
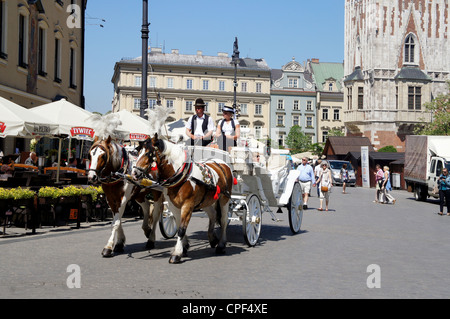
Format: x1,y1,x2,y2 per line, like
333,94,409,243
340,163,349,194
381,166,396,204
438,168,450,216
314,160,323,197
373,164,384,203
314,161,333,211
296,157,314,209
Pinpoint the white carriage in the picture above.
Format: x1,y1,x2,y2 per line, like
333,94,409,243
158,145,304,246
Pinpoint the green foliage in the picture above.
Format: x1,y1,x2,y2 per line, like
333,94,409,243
0,187,35,200
285,125,312,154
414,81,450,135
378,145,397,153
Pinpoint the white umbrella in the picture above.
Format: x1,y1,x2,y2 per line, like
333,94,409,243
29,99,96,183
0,96,59,138
115,110,152,141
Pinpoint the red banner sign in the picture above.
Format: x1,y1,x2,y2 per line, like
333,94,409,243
0,122,6,133
129,133,149,140
70,127,95,138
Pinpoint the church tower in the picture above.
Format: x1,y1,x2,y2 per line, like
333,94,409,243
343,0,449,150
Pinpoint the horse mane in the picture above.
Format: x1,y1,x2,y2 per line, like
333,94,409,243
159,138,186,170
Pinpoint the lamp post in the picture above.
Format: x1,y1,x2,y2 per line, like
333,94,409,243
231,37,240,118
140,0,149,119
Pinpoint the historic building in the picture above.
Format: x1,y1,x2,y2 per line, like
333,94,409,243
270,58,317,147
344,0,449,150
306,59,345,144
0,0,86,154
111,48,272,140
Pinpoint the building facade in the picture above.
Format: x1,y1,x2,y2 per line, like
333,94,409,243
111,48,272,141
307,59,345,144
270,58,317,147
0,0,86,154
344,0,449,151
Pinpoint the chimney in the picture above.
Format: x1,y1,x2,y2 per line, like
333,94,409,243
197,50,203,56
171,49,179,54
311,58,319,63
217,52,228,57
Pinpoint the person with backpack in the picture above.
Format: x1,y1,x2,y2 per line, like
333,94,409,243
215,105,240,152
185,98,215,147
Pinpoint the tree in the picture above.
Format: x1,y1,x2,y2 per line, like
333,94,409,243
285,125,311,154
378,145,397,152
414,81,450,135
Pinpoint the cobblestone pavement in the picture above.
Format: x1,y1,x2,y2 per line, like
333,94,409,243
1,186,449,299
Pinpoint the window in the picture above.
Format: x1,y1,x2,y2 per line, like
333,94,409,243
134,98,141,110
241,82,247,92
149,99,157,109
293,100,299,110
408,86,421,110
38,27,47,76
185,101,193,112
202,80,209,90
277,99,284,110
333,109,340,120
347,87,352,110
405,34,415,64
306,116,313,128
323,109,329,120
256,82,262,93
69,47,76,88
135,76,142,87
292,115,300,126
204,102,209,113
358,87,364,109
18,14,27,68
307,101,312,111
149,77,156,88
240,103,247,115
255,104,262,115
167,78,173,88
255,126,262,139
219,80,225,91
288,78,298,88
277,115,284,126
166,100,174,108
329,83,333,91
0,1,6,59
218,103,225,113
278,134,284,147
322,131,328,143
54,37,61,82
186,79,193,89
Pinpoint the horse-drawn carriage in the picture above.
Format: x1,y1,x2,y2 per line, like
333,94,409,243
156,145,304,247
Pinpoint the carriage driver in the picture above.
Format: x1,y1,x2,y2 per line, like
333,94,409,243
185,98,215,147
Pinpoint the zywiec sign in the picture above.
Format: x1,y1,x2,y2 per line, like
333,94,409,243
70,127,95,138
129,133,149,141
0,122,5,134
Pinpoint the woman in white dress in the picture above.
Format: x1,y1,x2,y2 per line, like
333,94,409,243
314,161,333,211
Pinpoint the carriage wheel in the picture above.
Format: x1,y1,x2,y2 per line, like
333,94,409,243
159,202,177,239
288,182,303,234
242,194,262,247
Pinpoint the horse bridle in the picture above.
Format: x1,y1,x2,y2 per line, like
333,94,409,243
89,143,113,182
134,142,159,181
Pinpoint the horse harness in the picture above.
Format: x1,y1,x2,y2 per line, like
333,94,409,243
90,143,130,184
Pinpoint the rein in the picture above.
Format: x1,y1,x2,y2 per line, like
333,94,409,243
90,143,129,184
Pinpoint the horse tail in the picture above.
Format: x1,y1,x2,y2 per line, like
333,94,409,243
215,201,223,227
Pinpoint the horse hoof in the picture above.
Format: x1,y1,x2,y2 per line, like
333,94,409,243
102,248,113,258
215,246,226,255
146,240,155,250
169,255,182,264
210,238,219,248
113,243,124,253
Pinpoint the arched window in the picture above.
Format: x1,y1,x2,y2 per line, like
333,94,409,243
404,34,415,64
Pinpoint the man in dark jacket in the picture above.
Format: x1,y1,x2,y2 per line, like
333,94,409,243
185,98,215,146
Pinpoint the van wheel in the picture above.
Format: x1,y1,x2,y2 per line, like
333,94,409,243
414,186,427,201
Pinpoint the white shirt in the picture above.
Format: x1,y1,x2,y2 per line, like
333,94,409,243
186,114,215,137
220,119,239,136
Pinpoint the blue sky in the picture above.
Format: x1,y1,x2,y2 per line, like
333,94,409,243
84,0,345,114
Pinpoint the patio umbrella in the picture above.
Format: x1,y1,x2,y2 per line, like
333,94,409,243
115,110,152,141
29,99,96,183
0,96,59,138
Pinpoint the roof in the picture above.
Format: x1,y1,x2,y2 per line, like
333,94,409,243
344,67,364,82
121,50,271,71
309,61,344,91
323,136,375,156
345,151,405,162
394,66,431,82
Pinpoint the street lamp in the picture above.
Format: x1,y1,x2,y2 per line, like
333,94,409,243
231,37,240,118
140,0,149,119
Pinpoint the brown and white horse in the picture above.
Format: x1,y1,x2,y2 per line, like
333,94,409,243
132,134,233,264
88,136,164,257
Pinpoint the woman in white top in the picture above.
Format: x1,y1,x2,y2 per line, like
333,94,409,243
215,106,240,152
313,161,333,211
